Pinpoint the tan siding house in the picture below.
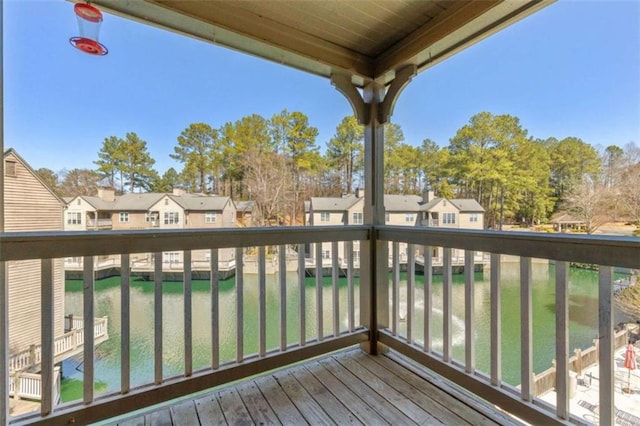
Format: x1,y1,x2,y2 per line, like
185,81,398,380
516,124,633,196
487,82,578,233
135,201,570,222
4,149,65,352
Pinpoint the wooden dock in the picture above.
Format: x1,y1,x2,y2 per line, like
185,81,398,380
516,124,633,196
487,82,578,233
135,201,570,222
108,348,522,426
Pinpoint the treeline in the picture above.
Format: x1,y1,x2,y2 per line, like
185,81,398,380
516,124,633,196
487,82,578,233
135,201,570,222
37,111,639,229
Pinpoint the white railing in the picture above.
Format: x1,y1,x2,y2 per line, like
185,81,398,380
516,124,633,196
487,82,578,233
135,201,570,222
9,367,60,402
1,226,638,425
87,219,112,228
9,317,108,372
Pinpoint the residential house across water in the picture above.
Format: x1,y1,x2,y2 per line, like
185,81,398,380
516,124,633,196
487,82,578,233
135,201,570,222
63,189,237,279
306,190,485,272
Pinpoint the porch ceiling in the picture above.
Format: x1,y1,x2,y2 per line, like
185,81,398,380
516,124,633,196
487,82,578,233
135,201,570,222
85,0,553,87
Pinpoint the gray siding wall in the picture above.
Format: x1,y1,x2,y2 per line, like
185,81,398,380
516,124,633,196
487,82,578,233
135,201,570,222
4,152,65,352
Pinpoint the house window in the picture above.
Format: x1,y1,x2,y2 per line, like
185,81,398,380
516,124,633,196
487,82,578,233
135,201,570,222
163,252,180,264
353,250,360,262
352,212,363,224
164,198,169,205
405,213,415,223
205,212,217,223
77,199,81,205
119,212,129,223
67,212,82,225
320,212,330,222
164,211,180,225
322,250,331,259
469,213,479,223
4,160,16,177
442,213,456,225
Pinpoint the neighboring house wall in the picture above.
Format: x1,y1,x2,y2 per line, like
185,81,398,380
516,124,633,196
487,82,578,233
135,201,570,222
458,212,484,230
63,197,95,231
427,199,462,229
152,196,185,230
111,211,148,230
4,150,65,352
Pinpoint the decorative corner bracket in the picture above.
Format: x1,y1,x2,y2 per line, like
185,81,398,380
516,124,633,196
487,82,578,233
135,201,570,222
331,74,369,125
378,64,417,124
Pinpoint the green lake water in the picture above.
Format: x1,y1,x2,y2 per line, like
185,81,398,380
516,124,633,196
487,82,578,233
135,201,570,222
62,262,628,402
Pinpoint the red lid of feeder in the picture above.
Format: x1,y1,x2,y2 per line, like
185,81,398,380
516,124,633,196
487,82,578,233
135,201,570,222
69,37,108,56
74,3,103,23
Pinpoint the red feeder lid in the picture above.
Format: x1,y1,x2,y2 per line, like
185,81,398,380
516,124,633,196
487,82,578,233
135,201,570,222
69,37,108,56
74,3,103,23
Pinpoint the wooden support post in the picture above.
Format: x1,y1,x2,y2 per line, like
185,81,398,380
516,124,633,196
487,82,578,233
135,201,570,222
331,65,416,356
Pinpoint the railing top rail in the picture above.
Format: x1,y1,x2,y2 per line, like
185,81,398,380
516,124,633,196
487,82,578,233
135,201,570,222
0,226,370,261
377,226,640,269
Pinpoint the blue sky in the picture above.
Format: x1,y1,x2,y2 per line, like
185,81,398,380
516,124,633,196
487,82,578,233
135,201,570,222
4,0,639,175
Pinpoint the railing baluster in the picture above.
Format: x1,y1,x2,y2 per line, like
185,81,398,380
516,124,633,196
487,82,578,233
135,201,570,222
464,250,475,374
392,242,399,336
153,252,163,384
279,245,287,352
599,266,614,426
407,244,415,345
555,261,569,419
235,247,244,363
258,246,266,357
315,242,323,341
41,259,54,414
346,241,354,332
0,261,6,426
520,256,532,401
490,253,501,386
210,249,219,369
298,243,306,346
184,250,192,376
424,246,432,353
332,241,339,337
443,247,452,362
83,256,95,403
121,254,130,393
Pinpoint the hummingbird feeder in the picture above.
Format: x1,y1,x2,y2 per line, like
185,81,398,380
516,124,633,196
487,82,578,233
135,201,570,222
69,3,108,56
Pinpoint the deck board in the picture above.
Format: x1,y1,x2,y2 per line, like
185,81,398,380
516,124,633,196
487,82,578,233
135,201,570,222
368,353,500,425
216,388,253,425
318,357,417,425
305,360,389,425
289,364,363,425
236,381,281,425
272,369,335,425
194,394,226,426
255,375,307,425
170,400,200,426
109,348,523,426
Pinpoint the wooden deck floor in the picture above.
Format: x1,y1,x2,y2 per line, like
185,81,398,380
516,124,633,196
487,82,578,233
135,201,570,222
110,349,522,426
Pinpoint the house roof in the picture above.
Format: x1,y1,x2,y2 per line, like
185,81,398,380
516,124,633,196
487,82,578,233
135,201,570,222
420,197,485,213
170,194,231,211
80,195,119,210
311,195,361,212
236,201,255,213
450,199,485,213
87,1,551,87
550,213,585,224
114,193,165,211
384,194,423,212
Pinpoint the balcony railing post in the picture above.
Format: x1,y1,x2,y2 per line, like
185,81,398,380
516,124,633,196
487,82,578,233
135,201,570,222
598,266,614,426
1,261,7,425
357,80,387,354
